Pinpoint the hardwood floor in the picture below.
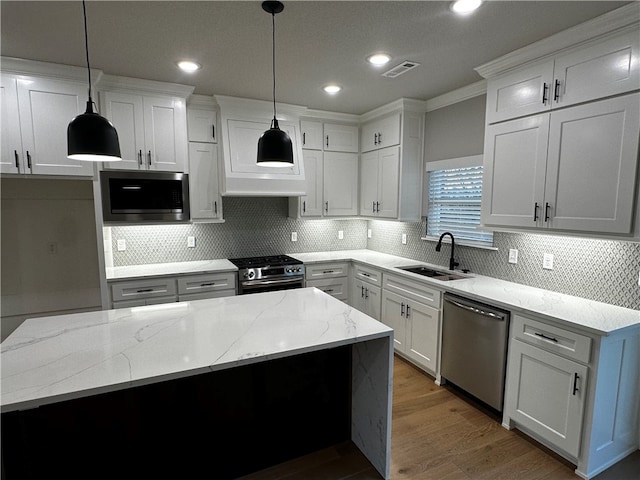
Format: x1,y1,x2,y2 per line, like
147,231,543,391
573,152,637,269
239,355,640,480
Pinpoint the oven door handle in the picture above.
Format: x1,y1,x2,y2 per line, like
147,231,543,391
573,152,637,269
241,277,303,288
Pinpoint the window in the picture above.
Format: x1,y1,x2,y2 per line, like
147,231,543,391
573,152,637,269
427,164,493,246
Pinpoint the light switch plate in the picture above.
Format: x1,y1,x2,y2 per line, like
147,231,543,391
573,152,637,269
117,239,126,251
338,230,344,240
291,232,297,242
508,249,518,264
367,229,372,239
402,233,407,245
187,236,196,248
543,253,554,270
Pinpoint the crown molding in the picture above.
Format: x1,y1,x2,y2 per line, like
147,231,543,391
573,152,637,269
425,80,487,112
475,3,640,79
1,56,102,84
187,94,218,109
359,97,426,123
98,74,194,98
302,109,360,124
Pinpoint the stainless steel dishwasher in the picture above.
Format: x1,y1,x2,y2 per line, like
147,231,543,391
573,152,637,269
441,293,510,412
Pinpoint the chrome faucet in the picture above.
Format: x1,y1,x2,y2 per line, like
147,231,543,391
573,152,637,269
435,232,459,271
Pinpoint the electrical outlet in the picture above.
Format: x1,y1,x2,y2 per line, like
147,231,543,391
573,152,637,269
367,229,372,239
402,233,407,245
543,253,554,270
637,270,640,287
117,239,126,251
291,232,297,242
338,230,344,240
187,236,196,248
508,249,518,264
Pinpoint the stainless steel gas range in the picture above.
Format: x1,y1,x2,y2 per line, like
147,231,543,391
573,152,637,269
228,255,305,295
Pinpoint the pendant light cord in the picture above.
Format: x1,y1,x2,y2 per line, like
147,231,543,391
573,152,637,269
271,11,277,125
82,0,93,104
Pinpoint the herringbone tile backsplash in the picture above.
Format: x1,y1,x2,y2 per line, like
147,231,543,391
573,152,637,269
108,198,639,310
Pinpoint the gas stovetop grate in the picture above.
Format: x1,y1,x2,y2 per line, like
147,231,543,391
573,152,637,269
228,255,301,269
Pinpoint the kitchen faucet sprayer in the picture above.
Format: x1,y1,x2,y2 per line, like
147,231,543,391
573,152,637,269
436,232,459,271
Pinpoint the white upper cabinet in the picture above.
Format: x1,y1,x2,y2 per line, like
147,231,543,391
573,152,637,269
1,74,94,177
361,113,401,153
187,107,218,143
360,146,400,219
300,150,324,217
188,142,222,222
323,151,358,216
483,93,640,234
323,123,359,152
300,120,323,150
485,29,640,124
102,90,188,172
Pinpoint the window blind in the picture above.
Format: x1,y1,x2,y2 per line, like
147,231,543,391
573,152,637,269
427,166,493,244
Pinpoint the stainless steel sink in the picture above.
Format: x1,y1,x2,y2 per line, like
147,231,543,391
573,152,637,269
397,265,467,281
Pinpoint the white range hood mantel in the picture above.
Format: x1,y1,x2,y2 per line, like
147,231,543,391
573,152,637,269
215,95,307,197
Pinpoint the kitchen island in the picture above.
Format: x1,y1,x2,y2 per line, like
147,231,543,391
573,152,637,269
1,288,393,479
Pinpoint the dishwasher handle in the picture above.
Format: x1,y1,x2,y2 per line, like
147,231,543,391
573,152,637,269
444,297,506,321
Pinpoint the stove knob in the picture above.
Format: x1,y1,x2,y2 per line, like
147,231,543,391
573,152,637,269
249,271,255,279
243,272,249,279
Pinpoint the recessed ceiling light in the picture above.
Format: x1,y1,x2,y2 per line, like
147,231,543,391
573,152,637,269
177,60,201,73
451,0,482,14
322,84,342,95
367,53,391,67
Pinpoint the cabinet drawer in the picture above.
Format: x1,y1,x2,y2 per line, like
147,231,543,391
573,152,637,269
178,290,235,302
383,272,442,309
305,262,349,280
512,314,592,364
111,278,177,302
353,263,382,286
307,277,349,301
177,272,236,295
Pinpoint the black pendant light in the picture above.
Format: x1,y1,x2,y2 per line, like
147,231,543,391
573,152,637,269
67,0,121,162
257,1,294,167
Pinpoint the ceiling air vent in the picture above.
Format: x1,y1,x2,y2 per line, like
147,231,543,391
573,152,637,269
382,60,421,78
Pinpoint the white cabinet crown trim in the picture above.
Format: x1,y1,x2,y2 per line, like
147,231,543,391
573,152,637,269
98,74,194,97
475,4,640,79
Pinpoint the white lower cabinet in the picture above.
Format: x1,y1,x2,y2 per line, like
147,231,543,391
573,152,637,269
109,272,236,308
504,313,640,478
506,338,588,458
351,264,383,321
305,262,349,301
381,273,442,375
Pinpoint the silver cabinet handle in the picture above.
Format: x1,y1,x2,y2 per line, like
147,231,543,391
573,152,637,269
26,151,32,169
147,150,152,166
445,298,506,321
136,288,154,293
200,282,216,287
303,132,306,145
214,201,218,215
365,288,369,299
14,150,19,168
401,302,405,316
542,82,549,104
212,124,215,141
372,201,376,213
375,202,380,213
303,201,306,213
406,304,410,317
553,79,561,101
138,150,143,166
534,332,558,343
572,373,580,395
361,286,365,298
322,270,335,274
326,135,329,148
378,132,382,144
325,201,329,213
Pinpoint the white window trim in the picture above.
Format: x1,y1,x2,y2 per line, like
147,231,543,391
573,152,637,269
423,154,495,250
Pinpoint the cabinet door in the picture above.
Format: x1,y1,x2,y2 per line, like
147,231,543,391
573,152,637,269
506,339,588,458
102,91,145,170
554,30,640,108
405,301,439,373
381,290,407,353
359,150,379,216
485,61,554,124
323,152,358,216
188,142,222,221
351,278,367,313
1,76,23,174
544,94,639,234
361,114,401,153
300,120,323,150
187,108,217,143
363,283,381,321
481,114,549,228
144,96,187,172
324,123,359,153
301,150,323,216
377,146,400,218
17,78,94,176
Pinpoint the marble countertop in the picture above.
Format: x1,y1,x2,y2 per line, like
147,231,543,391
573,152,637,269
106,259,237,280
292,250,640,336
1,288,392,413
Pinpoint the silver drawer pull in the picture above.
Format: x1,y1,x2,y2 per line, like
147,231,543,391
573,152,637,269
200,282,216,287
136,288,154,293
322,270,335,274
324,289,334,293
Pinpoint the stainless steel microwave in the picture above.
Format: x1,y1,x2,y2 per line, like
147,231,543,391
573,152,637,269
100,170,190,224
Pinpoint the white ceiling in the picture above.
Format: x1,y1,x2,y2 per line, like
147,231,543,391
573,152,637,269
0,1,631,115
